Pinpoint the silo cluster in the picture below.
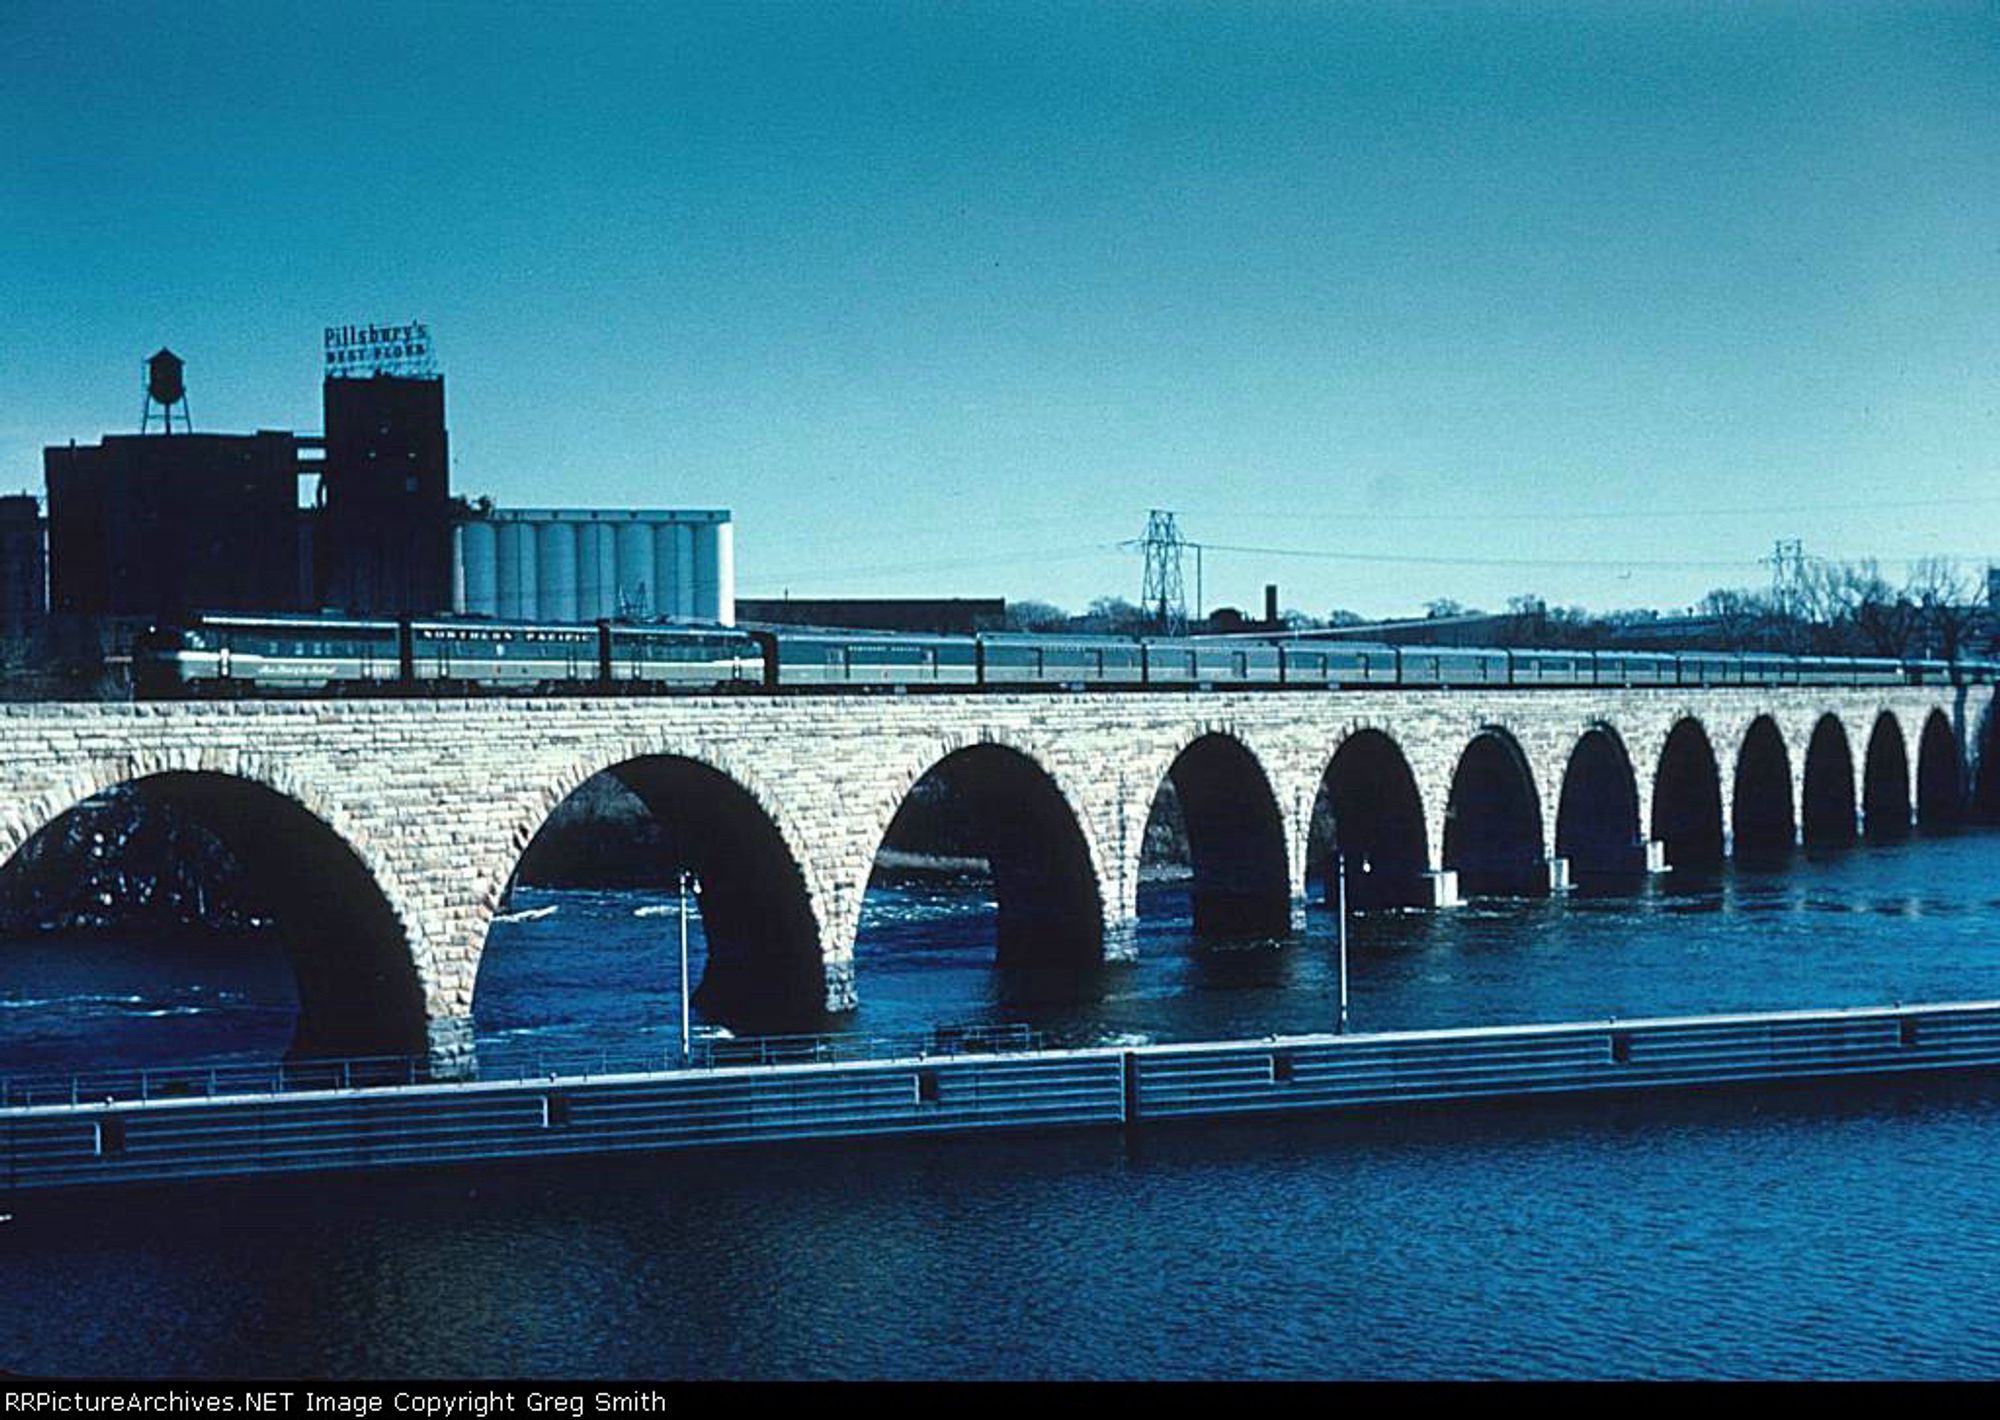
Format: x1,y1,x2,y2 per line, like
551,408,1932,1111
454,509,734,625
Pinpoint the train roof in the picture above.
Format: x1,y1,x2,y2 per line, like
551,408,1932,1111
165,611,402,633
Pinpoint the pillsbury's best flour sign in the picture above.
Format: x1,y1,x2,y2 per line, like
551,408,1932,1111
325,321,435,378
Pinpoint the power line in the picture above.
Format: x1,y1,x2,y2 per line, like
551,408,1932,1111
1191,541,1762,571
742,544,1112,588
1179,492,2000,526
747,533,1995,594
1191,540,1996,573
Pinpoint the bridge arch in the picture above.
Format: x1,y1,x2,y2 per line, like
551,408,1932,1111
1974,702,2000,824
1554,724,1643,879
1802,714,1858,847
1140,732,1290,937
485,750,826,1035
860,739,1106,973
1731,715,1795,864
1862,711,1912,840
1651,717,1724,869
1445,727,1547,897
1916,709,1964,827
0,761,425,1061
1307,727,1430,909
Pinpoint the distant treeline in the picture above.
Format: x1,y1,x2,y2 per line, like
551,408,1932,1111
1006,556,1993,660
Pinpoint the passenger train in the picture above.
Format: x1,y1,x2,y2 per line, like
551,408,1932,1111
131,611,1994,699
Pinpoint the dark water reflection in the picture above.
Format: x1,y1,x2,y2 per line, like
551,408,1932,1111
9,1075,2000,1378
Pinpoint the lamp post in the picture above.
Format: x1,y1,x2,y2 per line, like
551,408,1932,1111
678,870,698,1066
1336,851,1350,1035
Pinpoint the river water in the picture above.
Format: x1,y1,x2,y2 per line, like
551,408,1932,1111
4,829,2000,1377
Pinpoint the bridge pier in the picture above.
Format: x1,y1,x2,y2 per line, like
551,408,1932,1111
824,956,859,1013
1544,856,1572,893
1423,869,1461,909
1103,918,1142,962
428,1016,477,1081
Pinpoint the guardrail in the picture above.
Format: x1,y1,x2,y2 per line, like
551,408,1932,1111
0,1022,1043,1109
10,1004,2000,1196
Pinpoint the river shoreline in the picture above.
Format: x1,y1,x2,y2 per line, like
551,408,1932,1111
872,847,1192,883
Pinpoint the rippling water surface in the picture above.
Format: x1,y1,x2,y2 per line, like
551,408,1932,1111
3,830,2000,1377
9,1080,2000,1379
474,828,2000,1063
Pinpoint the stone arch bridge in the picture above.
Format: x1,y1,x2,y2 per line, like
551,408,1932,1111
0,684,1991,1070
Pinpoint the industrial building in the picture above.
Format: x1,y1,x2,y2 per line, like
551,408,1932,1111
454,509,734,625
0,495,48,639
315,372,455,616
33,336,738,694
38,340,456,623
45,430,308,617
735,597,1001,634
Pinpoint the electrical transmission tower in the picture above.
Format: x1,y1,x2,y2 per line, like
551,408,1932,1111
1766,538,1807,620
1140,509,1188,634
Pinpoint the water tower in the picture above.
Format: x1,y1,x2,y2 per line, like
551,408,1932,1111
140,348,191,434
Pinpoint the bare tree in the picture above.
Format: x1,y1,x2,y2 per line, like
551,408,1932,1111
1080,596,1151,635
1697,586,1772,651
1003,599,1070,632
1834,560,1920,658
1497,594,1549,647
1906,557,1985,666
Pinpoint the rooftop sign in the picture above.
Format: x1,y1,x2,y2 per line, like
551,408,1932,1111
324,321,435,379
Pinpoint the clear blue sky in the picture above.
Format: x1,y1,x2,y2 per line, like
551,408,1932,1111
4,1,1995,619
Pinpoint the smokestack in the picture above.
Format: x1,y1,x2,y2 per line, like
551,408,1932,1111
1264,583,1279,626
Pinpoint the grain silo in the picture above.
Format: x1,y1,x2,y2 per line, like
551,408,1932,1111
454,508,734,624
